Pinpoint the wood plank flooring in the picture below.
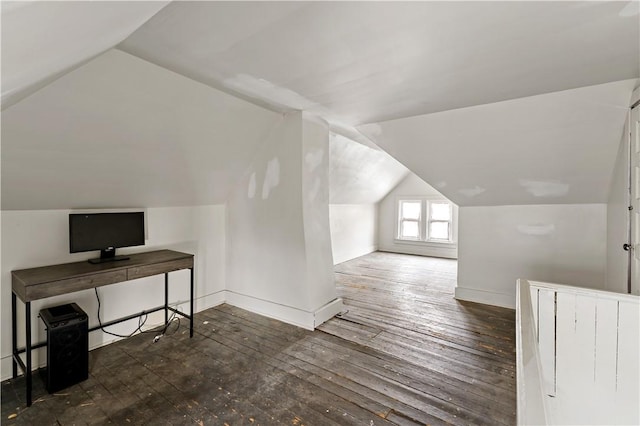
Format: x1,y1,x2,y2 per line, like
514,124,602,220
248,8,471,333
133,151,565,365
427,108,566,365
2,252,515,425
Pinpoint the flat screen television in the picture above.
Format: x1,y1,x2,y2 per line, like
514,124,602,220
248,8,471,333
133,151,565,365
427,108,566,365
69,212,145,264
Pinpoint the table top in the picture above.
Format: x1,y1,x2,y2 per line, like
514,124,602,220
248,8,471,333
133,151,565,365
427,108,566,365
12,249,193,288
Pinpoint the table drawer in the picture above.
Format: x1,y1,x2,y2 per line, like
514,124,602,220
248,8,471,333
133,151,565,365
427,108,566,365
25,270,127,301
127,258,193,281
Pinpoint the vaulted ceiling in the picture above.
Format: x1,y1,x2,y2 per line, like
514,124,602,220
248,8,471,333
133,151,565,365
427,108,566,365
118,1,638,124
329,134,408,205
2,1,638,209
359,79,637,206
1,1,169,108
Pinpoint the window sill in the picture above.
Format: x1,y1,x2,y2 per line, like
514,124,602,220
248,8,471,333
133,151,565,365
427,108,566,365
393,239,457,248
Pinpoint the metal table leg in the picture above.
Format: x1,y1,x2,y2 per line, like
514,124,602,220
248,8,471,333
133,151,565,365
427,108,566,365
12,292,17,378
25,301,32,407
190,268,194,338
164,273,169,326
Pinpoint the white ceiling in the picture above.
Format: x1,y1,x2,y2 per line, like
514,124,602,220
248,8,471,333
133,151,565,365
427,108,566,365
2,1,639,209
1,1,169,108
330,134,409,204
359,79,637,206
119,1,639,124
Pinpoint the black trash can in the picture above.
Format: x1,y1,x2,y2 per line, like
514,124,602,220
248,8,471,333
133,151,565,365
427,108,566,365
39,303,88,393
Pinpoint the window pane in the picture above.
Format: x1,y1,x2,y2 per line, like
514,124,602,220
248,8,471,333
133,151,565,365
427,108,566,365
401,221,420,239
429,221,449,240
430,203,451,220
401,201,421,220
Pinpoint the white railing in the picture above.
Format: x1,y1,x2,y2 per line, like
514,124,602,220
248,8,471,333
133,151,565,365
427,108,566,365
516,279,551,425
517,279,640,425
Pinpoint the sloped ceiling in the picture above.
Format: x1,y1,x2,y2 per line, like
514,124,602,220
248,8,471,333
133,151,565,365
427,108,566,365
330,134,409,204
359,80,638,206
120,1,638,124
1,1,169,108
2,1,639,209
1,49,281,210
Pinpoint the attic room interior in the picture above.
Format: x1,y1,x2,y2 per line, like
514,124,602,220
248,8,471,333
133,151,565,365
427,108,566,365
1,1,639,425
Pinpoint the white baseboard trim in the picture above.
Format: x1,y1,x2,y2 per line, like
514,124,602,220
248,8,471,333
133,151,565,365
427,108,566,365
1,289,342,380
194,290,226,312
378,245,457,260
333,245,377,265
313,298,343,327
0,352,46,384
454,286,515,309
225,290,317,330
2,357,18,383
0,290,227,381
225,291,343,331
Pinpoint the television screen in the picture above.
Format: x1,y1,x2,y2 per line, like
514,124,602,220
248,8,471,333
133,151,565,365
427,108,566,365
69,212,145,254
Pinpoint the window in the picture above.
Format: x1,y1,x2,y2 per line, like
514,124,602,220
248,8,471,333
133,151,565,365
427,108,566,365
428,202,452,241
397,199,454,242
399,200,422,240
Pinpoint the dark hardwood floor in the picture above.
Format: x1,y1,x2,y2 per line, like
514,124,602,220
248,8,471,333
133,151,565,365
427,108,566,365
2,252,515,425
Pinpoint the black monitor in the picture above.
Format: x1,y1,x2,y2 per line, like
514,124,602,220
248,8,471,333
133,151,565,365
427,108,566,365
69,212,145,264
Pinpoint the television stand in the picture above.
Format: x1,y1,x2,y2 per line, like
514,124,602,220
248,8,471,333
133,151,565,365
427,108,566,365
11,249,194,407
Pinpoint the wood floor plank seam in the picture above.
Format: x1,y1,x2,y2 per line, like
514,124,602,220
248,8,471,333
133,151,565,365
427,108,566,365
2,252,515,425
191,316,398,425
314,327,516,407
321,313,516,372
341,303,515,357
304,332,516,413
190,328,390,425
288,337,513,426
195,310,436,417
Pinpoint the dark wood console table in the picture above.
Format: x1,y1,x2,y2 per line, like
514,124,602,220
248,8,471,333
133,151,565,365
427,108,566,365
11,249,194,406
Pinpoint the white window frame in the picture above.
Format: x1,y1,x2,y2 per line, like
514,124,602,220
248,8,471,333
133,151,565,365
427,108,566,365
397,200,422,241
396,198,455,244
426,200,453,242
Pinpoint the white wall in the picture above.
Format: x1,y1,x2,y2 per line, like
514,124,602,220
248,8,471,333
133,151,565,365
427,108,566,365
1,49,281,210
329,204,378,265
302,116,339,316
378,173,458,259
329,133,408,204
457,204,607,309
327,131,408,266
226,112,341,330
606,115,630,293
1,205,225,380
